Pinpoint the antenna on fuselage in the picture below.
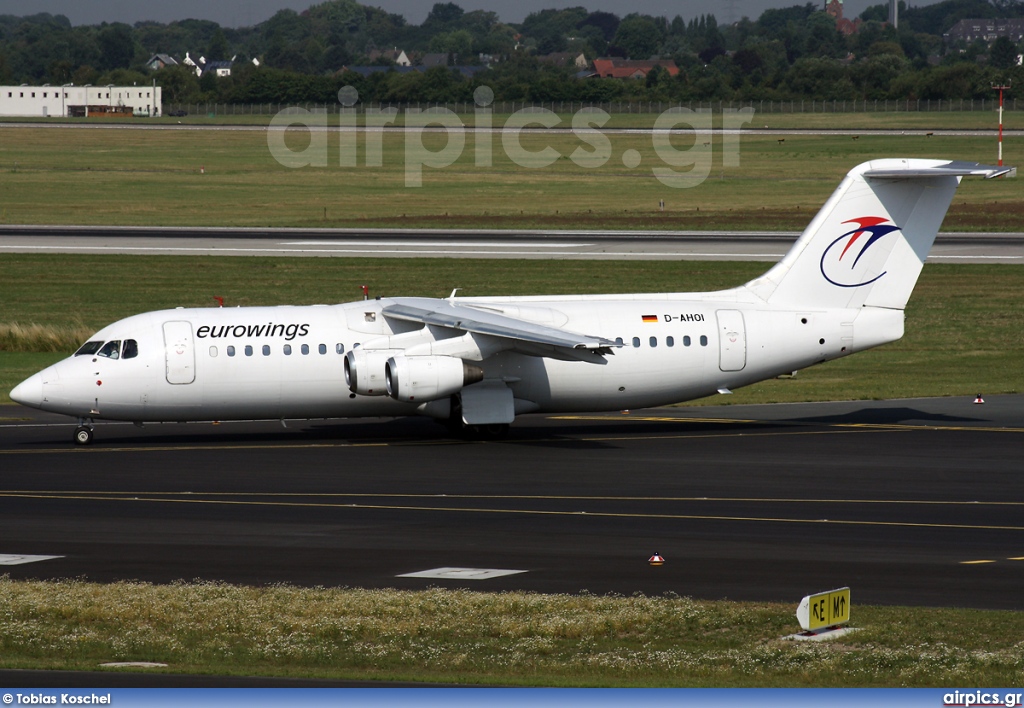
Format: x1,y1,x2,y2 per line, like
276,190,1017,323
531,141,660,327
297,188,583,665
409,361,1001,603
448,288,460,303
360,285,369,300
213,296,224,307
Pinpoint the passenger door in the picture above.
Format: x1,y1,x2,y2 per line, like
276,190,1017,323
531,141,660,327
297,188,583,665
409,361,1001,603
163,321,195,384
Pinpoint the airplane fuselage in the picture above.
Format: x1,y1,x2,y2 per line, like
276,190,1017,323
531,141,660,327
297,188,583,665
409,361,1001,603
22,293,903,424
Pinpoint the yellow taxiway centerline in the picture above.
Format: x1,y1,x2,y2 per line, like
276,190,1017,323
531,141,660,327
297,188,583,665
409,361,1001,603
0,491,1022,532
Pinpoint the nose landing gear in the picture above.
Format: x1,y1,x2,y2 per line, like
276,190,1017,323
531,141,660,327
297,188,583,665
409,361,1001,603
74,418,94,446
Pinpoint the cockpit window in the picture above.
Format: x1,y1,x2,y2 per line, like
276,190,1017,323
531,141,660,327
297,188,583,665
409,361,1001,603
122,339,138,359
97,340,121,359
75,341,103,356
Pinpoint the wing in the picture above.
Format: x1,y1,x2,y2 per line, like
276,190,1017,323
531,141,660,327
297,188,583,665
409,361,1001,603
382,297,621,363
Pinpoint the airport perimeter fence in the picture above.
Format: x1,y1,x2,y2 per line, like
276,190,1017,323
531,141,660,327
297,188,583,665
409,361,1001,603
161,98,1021,117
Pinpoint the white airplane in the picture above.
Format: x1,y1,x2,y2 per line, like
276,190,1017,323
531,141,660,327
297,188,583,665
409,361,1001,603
9,159,1013,445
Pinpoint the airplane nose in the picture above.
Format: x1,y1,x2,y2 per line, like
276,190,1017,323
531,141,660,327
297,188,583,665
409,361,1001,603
10,372,43,408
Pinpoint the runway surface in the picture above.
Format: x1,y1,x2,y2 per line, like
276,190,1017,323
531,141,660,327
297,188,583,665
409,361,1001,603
4,121,1022,138
2,225,1022,262
2,396,1022,611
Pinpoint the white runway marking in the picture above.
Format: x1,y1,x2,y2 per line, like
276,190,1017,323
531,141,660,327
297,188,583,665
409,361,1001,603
397,567,527,580
0,244,788,259
0,554,63,565
284,240,586,248
928,255,1022,260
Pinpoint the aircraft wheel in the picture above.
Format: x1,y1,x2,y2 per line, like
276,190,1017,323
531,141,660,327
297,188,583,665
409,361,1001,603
74,426,94,446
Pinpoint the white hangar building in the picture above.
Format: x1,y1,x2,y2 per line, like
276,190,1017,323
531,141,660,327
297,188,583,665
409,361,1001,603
0,85,162,117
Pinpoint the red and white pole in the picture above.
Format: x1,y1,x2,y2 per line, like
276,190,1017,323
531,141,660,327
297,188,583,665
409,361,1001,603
992,83,1011,167
998,87,1004,167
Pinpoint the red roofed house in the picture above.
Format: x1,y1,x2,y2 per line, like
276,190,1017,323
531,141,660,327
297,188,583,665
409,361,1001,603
591,58,680,79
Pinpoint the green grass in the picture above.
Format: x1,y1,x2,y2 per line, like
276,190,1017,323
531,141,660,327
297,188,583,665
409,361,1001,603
1,578,1022,686
2,256,1022,404
716,109,1023,131
0,126,1020,230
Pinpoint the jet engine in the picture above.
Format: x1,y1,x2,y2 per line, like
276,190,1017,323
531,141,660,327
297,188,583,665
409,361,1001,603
344,348,400,396
385,355,484,402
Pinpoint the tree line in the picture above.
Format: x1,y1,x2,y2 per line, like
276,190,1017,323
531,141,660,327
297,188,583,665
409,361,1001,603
0,0,1021,106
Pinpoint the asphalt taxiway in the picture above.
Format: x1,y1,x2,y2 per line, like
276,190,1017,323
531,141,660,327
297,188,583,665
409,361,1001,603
2,396,1022,611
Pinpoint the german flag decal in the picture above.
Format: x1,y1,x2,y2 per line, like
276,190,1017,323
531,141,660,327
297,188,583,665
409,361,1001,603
641,315,658,323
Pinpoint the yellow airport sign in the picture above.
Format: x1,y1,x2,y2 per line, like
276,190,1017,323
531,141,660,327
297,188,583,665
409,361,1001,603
796,587,851,632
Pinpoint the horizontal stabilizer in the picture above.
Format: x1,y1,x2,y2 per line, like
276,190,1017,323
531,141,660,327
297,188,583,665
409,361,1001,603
862,160,1014,180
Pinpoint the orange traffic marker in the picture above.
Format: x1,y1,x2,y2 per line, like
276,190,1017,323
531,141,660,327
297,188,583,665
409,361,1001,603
648,553,665,566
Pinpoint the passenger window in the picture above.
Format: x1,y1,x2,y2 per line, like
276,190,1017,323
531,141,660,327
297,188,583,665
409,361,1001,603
284,344,292,355
649,337,657,348
75,341,103,356
97,340,121,359
262,345,270,356
209,346,218,357
244,345,253,356
301,344,309,355
683,336,691,347
122,339,138,359
227,345,235,357
632,337,640,348
318,343,327,355
615,337,624,346
700,335,708,346
666,336,674,347
336,343,345,354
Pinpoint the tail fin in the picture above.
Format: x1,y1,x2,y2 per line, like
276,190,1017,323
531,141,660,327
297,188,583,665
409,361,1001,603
745,159,1012,310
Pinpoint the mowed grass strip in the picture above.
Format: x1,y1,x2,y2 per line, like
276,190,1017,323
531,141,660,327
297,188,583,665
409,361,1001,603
0,578,1022,686
1,255,1021,404
0,127,1020,229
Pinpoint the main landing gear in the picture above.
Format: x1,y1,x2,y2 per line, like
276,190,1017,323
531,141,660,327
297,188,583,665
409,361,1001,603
74,418,94,446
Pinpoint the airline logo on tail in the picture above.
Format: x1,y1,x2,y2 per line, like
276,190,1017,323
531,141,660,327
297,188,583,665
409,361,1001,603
820,216,902,288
